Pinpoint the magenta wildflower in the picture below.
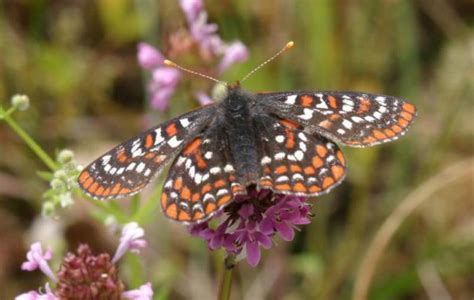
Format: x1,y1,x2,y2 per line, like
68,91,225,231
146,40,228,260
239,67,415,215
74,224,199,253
112,222,148,263
195,91,214,106
137,42,164,70
189,187,312,267
218,41,249,73
122,283,154,300
180,0,203,23
21,242,57,282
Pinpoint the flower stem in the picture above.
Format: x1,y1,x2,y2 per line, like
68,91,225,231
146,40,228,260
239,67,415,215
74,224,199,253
218,255,235,300
2,113,57,171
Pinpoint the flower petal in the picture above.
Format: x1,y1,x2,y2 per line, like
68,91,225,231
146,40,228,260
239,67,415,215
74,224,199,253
275,221,295,241
246,241,261,267
137,43,164,69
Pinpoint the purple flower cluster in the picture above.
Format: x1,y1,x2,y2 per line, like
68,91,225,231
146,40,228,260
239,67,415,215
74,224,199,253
16,223,152,300
189,187,312,267
137,0,249,111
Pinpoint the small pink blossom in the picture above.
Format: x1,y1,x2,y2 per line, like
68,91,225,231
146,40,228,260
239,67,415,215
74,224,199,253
122,282,154,300
195,91,214,106
180,0,203,22
137,43,164,69
148,67,181,111
15,283,57,300
112,222,148,263
21,242,57,282
218,41,249,73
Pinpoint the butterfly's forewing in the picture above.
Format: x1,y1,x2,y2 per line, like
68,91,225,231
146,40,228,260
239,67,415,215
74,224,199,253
259,92,416,147
78,105,217,200
160,129,246,224
255,116,346,196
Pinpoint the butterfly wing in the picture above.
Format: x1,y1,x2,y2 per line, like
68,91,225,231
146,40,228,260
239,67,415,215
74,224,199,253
258,91,416,147
160,128,246,224
255,116,346,196
77,105,217,200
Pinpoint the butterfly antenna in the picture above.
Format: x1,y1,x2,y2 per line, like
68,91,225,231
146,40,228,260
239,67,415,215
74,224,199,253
240,41,294,83
163,60,227,86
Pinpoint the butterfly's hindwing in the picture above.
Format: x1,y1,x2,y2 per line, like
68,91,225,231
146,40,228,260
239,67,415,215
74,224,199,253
256,116,346,196
78,105,217,200
160,131,246,224
259,92,416,147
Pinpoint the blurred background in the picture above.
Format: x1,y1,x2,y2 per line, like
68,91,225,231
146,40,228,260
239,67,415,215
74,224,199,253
0,0,473,299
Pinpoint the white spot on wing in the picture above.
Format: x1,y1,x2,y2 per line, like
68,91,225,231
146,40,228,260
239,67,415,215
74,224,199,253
299,108,314,120
275,135,285,143
295,150,304,161
154,128,164,145
285,95,297,104
275,152,286,160
342,119,353,129
224,164,234,173
261,156,271,165
167,136,183,148
179,118,190,128
136,162,146,173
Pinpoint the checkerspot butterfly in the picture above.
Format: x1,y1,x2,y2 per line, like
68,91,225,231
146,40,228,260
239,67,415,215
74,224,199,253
78,42,417,224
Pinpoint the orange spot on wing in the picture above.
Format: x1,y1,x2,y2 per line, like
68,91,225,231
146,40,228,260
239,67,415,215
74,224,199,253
111,183,121,194
279,119,299,129
384,129,395,137
231,185,244,193
259,179,273,187
205,203,217,214
160,193,168,208
400,111,413,121
217,195,232,206
293,182,307,192
391,124,402,133
145,134,154,148
357,98,371,113
214,180,226,188
79,171,90,183
166,204,178,219
398,117,409,127
319,120,332,129
119,187,131,194
322,177,335,189
117,151,128,162
174,177,183,190
402,102,416,113
183,138,202,155
102,188,111,196
312,156,324,168
195,152,207,169
178,211,191,221
331,165,345,180
373,130,387,140
275,183,291,191
290,164,302,173
285,130,295,149
95,186,105,196
363,136,376,144
192,193,200,202
201,184,212,194
275,165,288,174
83,177,93,189
166,123,178,136
328,95,337,109
316,145,328,157
181,186,191,200
304,166,316,175
89,182,99,193
309,185,321,193
336,151,345,165
193,211,204,220
329,114,341,121
301,95,314,107
154,155,166,163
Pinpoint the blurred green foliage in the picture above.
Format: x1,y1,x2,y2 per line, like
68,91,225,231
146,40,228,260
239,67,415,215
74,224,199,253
0,0,473,299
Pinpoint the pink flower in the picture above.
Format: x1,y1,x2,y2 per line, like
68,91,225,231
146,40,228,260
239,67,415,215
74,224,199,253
122,283,154,300
21,242,57,282
218,41,249,73
15,284,57,300
189,187,312,267
148,67,181,112
180,0,203,22
137,43,164,69
195,91,214,106
112,222,148,263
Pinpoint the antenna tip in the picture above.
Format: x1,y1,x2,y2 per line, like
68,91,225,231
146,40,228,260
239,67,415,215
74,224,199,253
286,41,295,49
163,59,176,67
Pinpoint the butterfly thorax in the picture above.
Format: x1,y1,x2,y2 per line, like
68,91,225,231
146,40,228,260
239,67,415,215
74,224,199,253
221,86,260,184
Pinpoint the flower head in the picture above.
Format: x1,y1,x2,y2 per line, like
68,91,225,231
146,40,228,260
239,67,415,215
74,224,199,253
189,187,312,266
218,41,249,73
137,42,164,69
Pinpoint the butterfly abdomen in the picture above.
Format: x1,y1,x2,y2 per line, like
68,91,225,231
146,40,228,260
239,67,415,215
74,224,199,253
223,88,260,184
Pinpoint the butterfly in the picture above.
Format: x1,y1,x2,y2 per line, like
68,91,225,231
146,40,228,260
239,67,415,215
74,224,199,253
77,82,417,224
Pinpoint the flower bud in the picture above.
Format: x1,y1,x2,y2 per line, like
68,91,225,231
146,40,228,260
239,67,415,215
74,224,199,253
57,149,74,164
11,94,30,111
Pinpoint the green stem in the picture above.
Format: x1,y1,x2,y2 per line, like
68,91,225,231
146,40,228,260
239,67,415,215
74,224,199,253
218,255,235,300
3,113,57,171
